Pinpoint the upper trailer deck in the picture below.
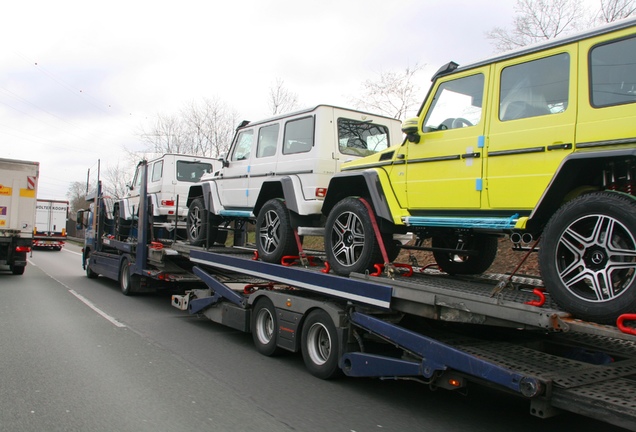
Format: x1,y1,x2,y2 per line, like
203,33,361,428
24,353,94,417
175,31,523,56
175,244,636,343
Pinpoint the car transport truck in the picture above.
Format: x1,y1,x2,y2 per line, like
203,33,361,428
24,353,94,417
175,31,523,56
0,157,39,275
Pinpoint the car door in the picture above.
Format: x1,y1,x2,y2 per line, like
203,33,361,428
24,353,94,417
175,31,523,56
402,68,488,210
486,49,576,210
217,128,254,209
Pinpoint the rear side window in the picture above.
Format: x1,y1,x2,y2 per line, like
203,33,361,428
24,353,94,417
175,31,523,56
338,119,390,157
283,116,314,155
256,124,279,158
590,36,636,108
499,53,570,121
176,161,213,182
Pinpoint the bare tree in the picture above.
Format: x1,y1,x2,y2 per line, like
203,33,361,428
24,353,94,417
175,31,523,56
350,63,425,120
138,97,239,158
268,78,299,115
597,0,636,22
102,162,132,200
66,181,89,219
486,0,586,52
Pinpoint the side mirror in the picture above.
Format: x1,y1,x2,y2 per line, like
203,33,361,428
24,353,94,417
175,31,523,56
76,210,85,229
402,118,420,143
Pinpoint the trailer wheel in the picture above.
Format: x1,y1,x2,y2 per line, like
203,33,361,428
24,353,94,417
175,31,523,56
256,199,298,264
251,298,281,356
325,198,386,276
85,252,98,279
539,192,636,323
301,309,341,379
119,258,140,296
10,265,25,275
432,233,498,275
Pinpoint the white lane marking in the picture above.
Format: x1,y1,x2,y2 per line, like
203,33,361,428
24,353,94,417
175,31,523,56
62,248,82,256
68,289,127,328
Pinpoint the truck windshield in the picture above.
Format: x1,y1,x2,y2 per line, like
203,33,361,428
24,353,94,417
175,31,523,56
176,161,214,182
338,119,391,157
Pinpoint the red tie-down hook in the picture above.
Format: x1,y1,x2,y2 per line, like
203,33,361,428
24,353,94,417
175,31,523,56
525,288,546,307
617,314,636,335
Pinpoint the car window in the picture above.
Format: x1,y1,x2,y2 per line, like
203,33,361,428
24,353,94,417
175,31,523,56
231,130,254,161
151,160,163,182
423,73,484,131
176,161,214,182
590,35,636,108
256,124,279,158
499,53,570,121
338,118,391,157
283,116,314,155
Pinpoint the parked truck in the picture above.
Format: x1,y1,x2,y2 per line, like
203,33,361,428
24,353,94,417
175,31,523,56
33,199,68,251
0,158,39,275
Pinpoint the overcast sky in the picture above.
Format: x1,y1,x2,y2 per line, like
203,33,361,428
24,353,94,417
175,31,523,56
1,0,516,199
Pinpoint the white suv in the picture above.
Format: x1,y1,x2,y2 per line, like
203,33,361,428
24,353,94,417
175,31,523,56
116,154,219,239
186,105,403,262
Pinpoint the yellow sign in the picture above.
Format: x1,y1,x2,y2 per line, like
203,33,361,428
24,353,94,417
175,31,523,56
0,220,5,227
20,189,35,198
0,186,11,196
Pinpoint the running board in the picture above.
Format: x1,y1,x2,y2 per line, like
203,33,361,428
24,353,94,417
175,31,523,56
403,214,519,230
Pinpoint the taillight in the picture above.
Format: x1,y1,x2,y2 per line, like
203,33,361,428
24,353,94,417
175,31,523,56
16,246,31,253
315,188,327,198
161,200,175,206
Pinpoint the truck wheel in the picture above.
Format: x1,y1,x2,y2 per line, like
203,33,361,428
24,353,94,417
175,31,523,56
301,309,341,379
325,198,385,276
10,265,25,275
251,298,281,356
539,192,636,323
85,252,98,279
256,199,298,263
432,233,498,275
119,258,140,296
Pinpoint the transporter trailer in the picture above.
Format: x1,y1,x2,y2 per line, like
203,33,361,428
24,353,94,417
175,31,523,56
81,161,636,429
172,246,636,430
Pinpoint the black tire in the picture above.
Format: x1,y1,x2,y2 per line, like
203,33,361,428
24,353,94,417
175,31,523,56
432,233,498,274
324,198,387,276
256,199,298,263
301,309,341,379
187,198,208,246
85,252,98,279
113,204,129,241
251,298,282,356
119,258,140,296
187,198,226,246
539,192,636,323
10,265,25,275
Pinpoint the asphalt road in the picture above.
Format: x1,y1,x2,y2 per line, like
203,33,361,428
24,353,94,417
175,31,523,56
0,243,627,432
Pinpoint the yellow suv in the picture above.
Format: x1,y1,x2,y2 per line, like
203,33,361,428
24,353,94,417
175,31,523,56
321,17,636,323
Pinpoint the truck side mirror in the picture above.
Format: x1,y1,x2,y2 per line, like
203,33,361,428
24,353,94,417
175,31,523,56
76,210,85,229
402,118,420,144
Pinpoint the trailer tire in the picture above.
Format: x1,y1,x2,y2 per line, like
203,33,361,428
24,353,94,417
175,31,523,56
10,265,25,275
85,252,98,279
119,258,140,296
251,298,281,356
256,199,298,264
301,309,341,379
